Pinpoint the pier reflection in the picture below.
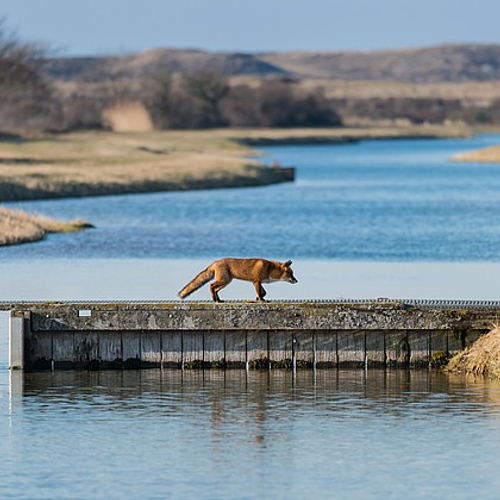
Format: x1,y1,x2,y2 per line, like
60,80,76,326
15,368,500,420
7,368,500,499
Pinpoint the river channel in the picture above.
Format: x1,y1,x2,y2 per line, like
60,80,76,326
2,134,500,498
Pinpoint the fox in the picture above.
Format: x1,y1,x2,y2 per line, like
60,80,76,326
178,258,298,302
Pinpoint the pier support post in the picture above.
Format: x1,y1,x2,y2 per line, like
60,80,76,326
9,313,25,370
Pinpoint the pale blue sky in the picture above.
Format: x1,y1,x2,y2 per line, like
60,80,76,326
3,0,500,56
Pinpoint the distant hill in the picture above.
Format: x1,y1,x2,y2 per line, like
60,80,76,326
41,49,287,82
261,44,500,83
41,44,500,84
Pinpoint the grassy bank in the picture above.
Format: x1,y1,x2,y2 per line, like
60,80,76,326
0,125,470,246
0,206,91,246
453,144,500,163
0,130,284,202
451,126,500,162
0,125,470,202
447,327,500,378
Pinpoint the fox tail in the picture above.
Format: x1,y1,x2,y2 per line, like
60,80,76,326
178,266,215,299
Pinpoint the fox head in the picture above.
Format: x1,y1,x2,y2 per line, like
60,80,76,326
281,260,298,284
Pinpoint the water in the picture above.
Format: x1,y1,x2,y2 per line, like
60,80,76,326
1,134,500,261
3,134,500,498
3,363,500,499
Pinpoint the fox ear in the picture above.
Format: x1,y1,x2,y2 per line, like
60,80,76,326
284,260,292,267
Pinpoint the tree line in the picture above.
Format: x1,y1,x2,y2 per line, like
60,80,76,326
0,21,342,133
3,19,500,135
57,71,343,131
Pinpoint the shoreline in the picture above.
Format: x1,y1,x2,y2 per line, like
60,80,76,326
0,165,293,203
0,206,92,247
452,145,500,163
0,125,471,246
0,125,470,203
450,125,500,162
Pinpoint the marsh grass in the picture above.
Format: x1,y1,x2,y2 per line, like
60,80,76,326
0,206,91,246
447,327,500,378
453,145,500,163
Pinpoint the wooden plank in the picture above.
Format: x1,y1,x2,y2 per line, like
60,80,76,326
204,331,225,367
315,330,337,367
74,332,98,369
225,330,246,368
337,330,365,367
429,330,448,353
450,328,482,350
386,330,410,367
269,330,293,368
161,331,182,368
408,330,429,367
464,329,482,347
294,332,314,367
52,332,74,369
366,330,386,367
122,331,141,368
246,330,268,369
182,331,204,368
98,332,122,368
141,332,161,367
448,330,463,357
31,331,53,369
429,329,450,367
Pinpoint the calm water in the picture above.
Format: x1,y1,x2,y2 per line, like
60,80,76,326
3,135,500,498
1,134,500,261
3,356,500,499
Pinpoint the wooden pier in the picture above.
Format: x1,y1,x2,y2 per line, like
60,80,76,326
5,300,495,371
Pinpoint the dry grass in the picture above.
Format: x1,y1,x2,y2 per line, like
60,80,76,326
452,144,500,163
230,76,500,107
0,130,267,201
102,101,154,132
0,126,470,202
0,206,90,246
224,124,471,141
447,327,500,378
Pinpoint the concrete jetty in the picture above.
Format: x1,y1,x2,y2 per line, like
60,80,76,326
5,300,496,371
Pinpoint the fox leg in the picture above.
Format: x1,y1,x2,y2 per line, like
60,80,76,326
254,281,267,302
210,279,230,303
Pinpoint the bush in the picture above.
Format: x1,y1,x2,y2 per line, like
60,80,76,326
331,97,464,124
0,18,62,132
222,80,342,128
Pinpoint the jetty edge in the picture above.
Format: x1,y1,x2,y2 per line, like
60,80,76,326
5,299,496,371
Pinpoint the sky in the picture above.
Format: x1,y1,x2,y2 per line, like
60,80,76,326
3,0,500,57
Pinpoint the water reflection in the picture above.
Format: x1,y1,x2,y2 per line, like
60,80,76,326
6,369,500,499
18,369,500,418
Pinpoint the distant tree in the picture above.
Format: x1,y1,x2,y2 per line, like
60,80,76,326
484,99,500,124
223,80,342,128
184,70,229,127
330,97,466,125
0,18,61,132
221,84,261,127
142,69,229,129
141,68,174,129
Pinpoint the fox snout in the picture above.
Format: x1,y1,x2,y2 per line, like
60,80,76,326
289,276,298,284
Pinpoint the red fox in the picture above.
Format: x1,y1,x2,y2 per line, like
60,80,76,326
178,258,298,302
